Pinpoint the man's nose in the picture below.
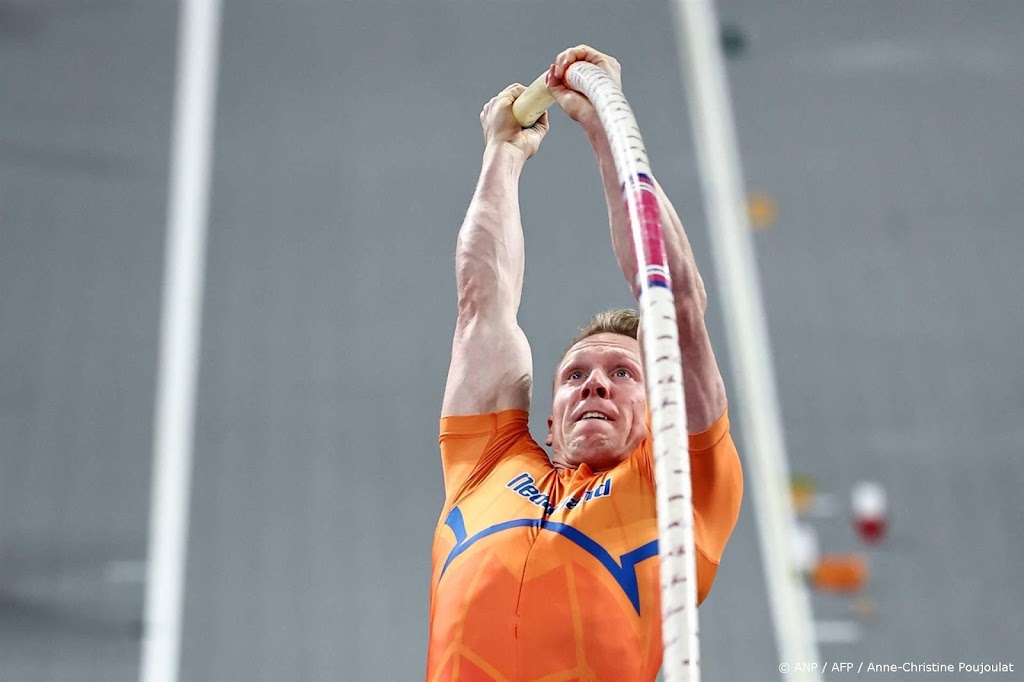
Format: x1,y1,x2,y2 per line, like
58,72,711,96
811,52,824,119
580,372,609,399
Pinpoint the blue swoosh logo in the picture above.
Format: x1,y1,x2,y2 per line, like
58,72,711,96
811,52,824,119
440,506,658,615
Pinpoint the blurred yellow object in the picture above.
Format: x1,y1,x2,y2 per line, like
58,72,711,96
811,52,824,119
747,191,778,230
790,474,816,515
812,554,868,593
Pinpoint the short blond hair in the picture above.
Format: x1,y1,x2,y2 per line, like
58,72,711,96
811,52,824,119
565,308,639,353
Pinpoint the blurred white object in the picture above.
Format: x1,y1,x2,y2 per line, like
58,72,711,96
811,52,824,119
851,481,888,544
791,522,820,574
813,620,862,644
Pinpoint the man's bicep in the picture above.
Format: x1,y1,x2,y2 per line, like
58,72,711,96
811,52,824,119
633,412,742,562
441,313,533,417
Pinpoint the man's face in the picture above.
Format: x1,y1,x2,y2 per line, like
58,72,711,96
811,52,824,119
547,332,648,470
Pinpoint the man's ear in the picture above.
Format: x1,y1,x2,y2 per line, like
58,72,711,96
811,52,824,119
546,416,554,446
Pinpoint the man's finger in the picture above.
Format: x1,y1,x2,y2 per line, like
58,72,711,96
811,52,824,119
554,45,619,81
555,45,595,75
491,84,526,109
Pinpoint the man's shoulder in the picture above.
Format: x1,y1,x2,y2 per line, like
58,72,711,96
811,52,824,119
438,408,551,490
439,408,530,438
442,435,553,515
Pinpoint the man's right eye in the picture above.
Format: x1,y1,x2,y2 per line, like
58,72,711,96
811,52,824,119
568,370,583,380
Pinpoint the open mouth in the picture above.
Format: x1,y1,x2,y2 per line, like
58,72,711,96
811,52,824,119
578,411,611,422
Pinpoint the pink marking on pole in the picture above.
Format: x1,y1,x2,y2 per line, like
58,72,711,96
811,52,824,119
623,174,671,290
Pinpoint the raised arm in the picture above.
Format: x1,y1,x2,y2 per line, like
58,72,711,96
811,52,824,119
546,46,727,432
441,85,550,418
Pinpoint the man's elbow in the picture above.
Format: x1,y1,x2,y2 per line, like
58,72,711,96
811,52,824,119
455,257,508,316
696,548,719,606
670,266,708,316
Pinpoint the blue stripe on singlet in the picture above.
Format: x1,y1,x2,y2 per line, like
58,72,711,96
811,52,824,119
441,506,659,615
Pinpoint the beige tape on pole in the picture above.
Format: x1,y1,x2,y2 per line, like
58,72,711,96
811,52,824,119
512,72,555,127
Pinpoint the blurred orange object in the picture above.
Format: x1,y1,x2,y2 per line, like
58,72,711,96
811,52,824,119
851,595,877,620
747,191,779,230
812,554,868,592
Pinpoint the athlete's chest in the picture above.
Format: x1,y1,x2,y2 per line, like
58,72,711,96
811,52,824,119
434,455,662,629
441,456,658,570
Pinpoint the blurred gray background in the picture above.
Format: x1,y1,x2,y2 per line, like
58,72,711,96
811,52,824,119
1,0,1022,680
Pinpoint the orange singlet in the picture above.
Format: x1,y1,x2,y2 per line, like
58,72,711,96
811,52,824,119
426,409,743,682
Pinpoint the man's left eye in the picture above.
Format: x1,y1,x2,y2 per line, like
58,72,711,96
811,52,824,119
615,369,631,378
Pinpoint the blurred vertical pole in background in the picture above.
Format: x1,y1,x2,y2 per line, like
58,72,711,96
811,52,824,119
140,1,223,681
668,1,821,679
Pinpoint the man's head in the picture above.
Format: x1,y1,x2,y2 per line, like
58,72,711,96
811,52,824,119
547,309,647,471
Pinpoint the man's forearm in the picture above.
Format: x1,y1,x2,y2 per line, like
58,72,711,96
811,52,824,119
583,118,726,430
583,119,638,290
455,144,528,317
583,119,705,306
